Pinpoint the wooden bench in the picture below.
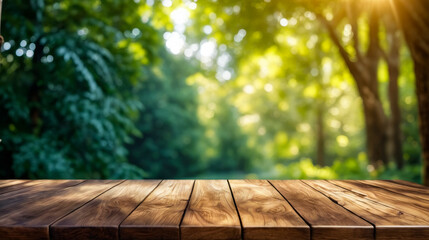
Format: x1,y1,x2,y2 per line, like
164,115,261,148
0,179,428,239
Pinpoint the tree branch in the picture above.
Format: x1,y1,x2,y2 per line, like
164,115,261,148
346,2,363,61
366,5,380,60
317,13,357,74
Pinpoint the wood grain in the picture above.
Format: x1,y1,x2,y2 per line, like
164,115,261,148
0,180,84,211
308,180,429,240
330,180,429,219
1,180,429,240
0,180,28,188
359,180,429,201
390,179,427,189
181,180,241,240
0,180,30,195
271,180,372,240
0,180,83,196
0,180,121,240
230,180,309,240
121,180,194,240
51,180,160,240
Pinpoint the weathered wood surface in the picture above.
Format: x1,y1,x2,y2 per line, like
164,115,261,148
181,180,241,240
230,180,309,240
51,180,160,240
0,179,428,240
121,180,194,240
306,180,429,240
271,180,372,240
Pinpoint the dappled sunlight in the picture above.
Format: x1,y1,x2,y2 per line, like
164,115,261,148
0,0,426,183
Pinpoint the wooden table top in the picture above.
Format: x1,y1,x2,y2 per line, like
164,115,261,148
0,180,428,240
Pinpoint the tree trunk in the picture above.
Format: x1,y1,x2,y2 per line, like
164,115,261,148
414,56,429,185
383,15,404,169
387,43,403,169
360,83,389,168
318,6,391,168
316,106,325,167
392,0,429,185
352,58,389,168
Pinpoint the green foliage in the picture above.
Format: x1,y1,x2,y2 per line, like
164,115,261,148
272,153,421,183
0,0,159,178
207,97,257,172
0,0,422,182
127,49,206,178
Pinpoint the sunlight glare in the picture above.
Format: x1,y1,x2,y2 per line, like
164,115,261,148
336,135,349,147
146,0,154,6
165,32,185,55
162,0,172,7
234,29,247,42
200,40,216,58
222,71,232,80
264,83,273,92
243,85,255,94
217,53,231,67
187,2,197,10
203,25,213,35
342,24,352,43
287,37,297,46
239,114,260,125
171,8,190,25
290,145,299,155
280,18,288,27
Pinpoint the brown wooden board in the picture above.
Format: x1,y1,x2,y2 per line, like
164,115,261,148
0,180,121,240
310,180,429,240
51,180,160,240
181,180,241,240
230,180,309,240
0,180,30,195
2,179,429,240
121,180,194,240
330,180,429,218
0,180,28,187
390,179,427,189
271,180,372,240
0,180,84,211
358,180,429,201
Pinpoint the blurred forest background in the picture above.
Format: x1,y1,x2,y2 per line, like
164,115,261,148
0,0,427,183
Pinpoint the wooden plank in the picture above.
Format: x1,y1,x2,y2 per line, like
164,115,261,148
0,180,121,240
0,179,28,187
316,180,429,240
230,180,309,240
51,180,160,240
0,180,85,210
0,180,30,195
271,180,372,240
359,180,429,201
330,180,429,218
181,180,241,240
0,179,82,196
389,179,428,189
121,180,194,240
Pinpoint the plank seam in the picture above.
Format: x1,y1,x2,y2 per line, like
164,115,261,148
0,180,34,196
227,180,244,240
328,180,412,215
178,179,196,240
268,180,313,240
387,180,427,189
117,179,163,240
48,179,126,240
0,180,83,196
357,180,429,202
301,180,376,240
